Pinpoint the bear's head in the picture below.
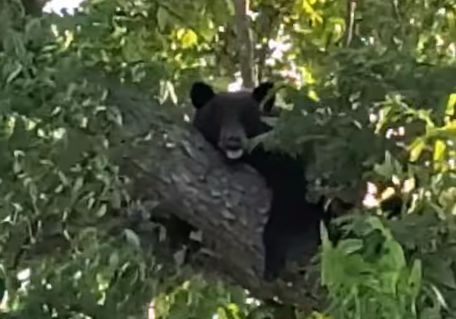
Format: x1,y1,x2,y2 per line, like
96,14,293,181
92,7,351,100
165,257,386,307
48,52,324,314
190,81,275,161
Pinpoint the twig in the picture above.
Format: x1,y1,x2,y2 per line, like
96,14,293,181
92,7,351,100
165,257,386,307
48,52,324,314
344,0,357,47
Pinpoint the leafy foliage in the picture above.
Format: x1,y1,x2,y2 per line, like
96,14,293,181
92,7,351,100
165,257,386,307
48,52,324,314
321,215,422,319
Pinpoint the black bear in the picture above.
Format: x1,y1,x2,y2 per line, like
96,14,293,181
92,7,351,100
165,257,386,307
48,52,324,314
190,81,327,280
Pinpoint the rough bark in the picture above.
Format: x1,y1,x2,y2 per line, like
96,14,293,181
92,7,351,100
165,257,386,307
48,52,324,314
105,82,325,312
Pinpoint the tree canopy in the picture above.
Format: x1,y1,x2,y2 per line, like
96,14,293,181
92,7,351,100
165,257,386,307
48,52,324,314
0,0,455,318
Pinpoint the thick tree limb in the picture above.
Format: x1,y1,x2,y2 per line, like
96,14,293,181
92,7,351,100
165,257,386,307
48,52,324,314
106,83,325,311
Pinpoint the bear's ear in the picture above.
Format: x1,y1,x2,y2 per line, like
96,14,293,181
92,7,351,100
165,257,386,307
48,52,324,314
252,82,275,113
190,82,215,109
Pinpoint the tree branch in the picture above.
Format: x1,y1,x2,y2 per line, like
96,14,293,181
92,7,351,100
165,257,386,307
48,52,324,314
103,81,325,311
344,0,357,47
256,4,279,83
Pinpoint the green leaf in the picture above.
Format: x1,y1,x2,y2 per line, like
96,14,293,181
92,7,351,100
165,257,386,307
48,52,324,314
70,176,84,204
374,151,395,178
24,18,43,43
5,62,23,84
425,257,456,289
408,137,426,162
96,203,107,217
109,251,120,268
247,131,270,152
433,140,446,162
177,29,198,48
445,93,456,117
408,259,422,298
337,239,363,255
124,229,141,249
384,240,406,269
8,117,28,148
157,7,169,31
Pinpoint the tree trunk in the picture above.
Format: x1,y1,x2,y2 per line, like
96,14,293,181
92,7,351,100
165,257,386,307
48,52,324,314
105,81,325,312
21,0,49,16
233,0,255,88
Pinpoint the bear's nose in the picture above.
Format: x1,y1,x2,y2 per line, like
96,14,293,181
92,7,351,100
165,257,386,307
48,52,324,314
225,136,242,149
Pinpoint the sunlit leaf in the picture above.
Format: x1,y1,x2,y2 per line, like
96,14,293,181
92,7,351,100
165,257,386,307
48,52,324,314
177,28,198,48
433,140,446,162
445,93,456,117
408,137,426,162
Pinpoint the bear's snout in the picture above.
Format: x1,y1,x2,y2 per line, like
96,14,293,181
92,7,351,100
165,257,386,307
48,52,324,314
218,124,247,160
225,135,242,150
219,134,246,160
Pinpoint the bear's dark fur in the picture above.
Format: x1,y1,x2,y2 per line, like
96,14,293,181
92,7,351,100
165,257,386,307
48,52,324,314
190,81,327,280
